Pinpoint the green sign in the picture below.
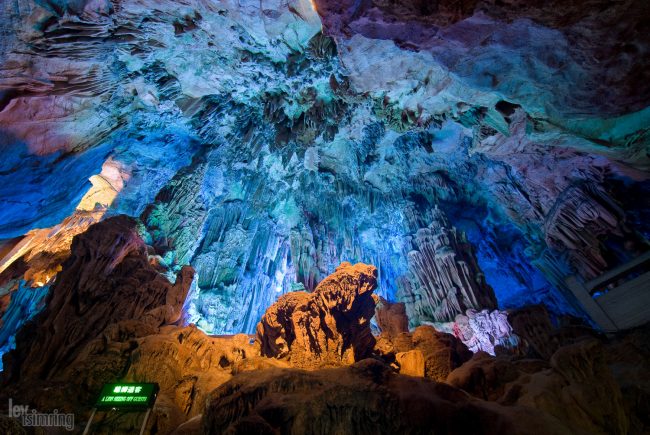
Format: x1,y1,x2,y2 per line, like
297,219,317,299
95,383,159,410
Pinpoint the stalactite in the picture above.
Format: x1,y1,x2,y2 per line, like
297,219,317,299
400,206,497,323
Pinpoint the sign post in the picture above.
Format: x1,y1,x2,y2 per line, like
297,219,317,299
83,383,159,435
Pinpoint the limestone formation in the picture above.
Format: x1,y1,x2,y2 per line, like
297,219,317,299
1,216,268,433
395,350,425,377
0,0,647,338
203,358,588,435
375,323,473,381
0,215,647,434
257,262,378,368
2,215,194,381
544,183,636,280
399,206,497,324
375,296,409,339
453,309,519,355
0,1,648,433
508,304,599,359
447,339,630,435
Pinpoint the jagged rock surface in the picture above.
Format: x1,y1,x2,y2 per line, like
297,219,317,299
399,206,497,324
2,215,194,381
0,215,648,434
446,339,630,435
256,262,378,368
0,0,648,341
453,309,518,355
0,216,267,433
375,296,409,339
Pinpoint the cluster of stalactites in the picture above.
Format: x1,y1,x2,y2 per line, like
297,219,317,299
544,182,646,280
399,206,497,324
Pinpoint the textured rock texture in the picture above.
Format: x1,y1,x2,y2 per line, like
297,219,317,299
3,215,193,381
446,339,630,435
0,216,648,434
257,262,378,368
453,309,518,355
399,206,497,324
375,296,409,339
1,217,267,433
203,352,643,435
375,321,473,381
0,0,648,343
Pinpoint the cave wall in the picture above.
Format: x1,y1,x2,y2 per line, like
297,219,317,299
0,0,648,347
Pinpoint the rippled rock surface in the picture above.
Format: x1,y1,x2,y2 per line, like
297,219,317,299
0,0,649,354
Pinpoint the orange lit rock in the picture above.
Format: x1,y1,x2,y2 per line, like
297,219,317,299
257,262,378,368
203,358,572,435
3,215,194,382
0,158,127,302
395,349,425,377
375,296,409,339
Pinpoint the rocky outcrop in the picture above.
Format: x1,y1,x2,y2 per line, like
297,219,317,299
2,215,194,381
447,339,630,435
0,212,647,435
413,326,474,381
376,323,473,381
127,326,257,417
375,296,409,339
0,215,271,433
453,309,518,355
204,358,588,435
544,183,641,280
256,262,378,368
508,304,599,359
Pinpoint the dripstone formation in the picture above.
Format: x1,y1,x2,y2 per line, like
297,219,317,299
0,0,649,433
0,218,647,434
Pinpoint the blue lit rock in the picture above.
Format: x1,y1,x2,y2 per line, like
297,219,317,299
0,0,648,339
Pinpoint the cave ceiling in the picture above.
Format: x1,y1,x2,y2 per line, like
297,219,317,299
0,0,648,336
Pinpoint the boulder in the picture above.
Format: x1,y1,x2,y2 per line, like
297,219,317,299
446,339,630,434
412,325,473,381
256,262,378,368
375,297,409,339
3,215,194,382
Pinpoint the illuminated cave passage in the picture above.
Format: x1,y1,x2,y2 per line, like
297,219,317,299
0,0,649,433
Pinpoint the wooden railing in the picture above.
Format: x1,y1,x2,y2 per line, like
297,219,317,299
565,251,650,333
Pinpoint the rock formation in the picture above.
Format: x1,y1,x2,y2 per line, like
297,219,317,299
375,297,409,339
544,182,639,280
399,206,497,324
1,216,270,433
204,359,562,435
203,344,642,435
0,0,647,339
257,262,378,368
446,339,630,435
0,0,649,433
2,215,194,381
453,309,519,355
0,216,647,434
